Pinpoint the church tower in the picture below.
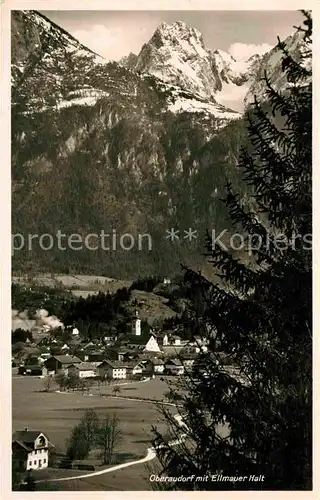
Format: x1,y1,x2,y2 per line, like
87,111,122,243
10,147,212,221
132,310,141,336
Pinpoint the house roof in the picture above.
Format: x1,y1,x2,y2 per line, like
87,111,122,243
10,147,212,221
12,440,33,452
166,358,183,366
162,345,184,355
149,358,164,365
70,362,97,371
125,360,145,368
49,355,81,364
12,430,45,443
99,360,127,369
125,336,149,345
180,352,198,360
24,365,43,371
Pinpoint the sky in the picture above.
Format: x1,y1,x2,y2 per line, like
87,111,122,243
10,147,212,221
40,10,304,61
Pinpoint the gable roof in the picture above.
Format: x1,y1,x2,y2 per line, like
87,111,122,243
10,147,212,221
24,365,43,372
166,358,183,367
12,430,46,443
49,355,81,364
125,336,149,345
149,358,164,365
180,352,198,360
12,440,33,452
99,360,127,369
70,362,97,371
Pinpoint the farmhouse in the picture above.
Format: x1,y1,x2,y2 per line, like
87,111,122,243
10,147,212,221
145,358,165,374
67,362,97,378
87,351,105,362
165,358,184,375
44,355,81,374
125,361,145,377
97,360,127,379
12,430,51,471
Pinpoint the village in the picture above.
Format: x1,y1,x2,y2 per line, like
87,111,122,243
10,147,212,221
13,312,208,382
12,300,212,489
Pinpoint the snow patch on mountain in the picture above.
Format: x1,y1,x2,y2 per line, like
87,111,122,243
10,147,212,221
168,96,241,120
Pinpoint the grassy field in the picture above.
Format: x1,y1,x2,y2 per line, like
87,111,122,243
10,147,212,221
89,377,173,401
12,376,175,490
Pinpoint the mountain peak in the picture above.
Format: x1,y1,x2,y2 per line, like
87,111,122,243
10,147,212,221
134,21,217,100
157,20,202,35
149,19,206,53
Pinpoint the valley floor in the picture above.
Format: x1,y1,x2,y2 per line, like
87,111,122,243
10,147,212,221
12,375,174,491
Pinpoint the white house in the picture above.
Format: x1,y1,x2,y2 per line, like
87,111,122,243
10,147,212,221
126,361,145,377
146,358,165,374
97,360,127,379
12,430,50,471
171,335,181,346
67,362,97,378
132,361,145,375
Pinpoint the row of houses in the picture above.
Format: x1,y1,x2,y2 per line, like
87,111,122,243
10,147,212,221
39,354,189,379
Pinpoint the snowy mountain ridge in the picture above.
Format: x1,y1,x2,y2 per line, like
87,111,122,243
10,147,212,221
121,19,308,115
120,20,265,114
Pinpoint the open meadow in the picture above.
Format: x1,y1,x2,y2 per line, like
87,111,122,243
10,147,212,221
12,375,175,490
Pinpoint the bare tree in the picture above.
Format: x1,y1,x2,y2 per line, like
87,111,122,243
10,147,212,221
112,386,121,397
55,372,67,391
67,372,80,391
43,375,53,392
96,414,123,465
86,378,93,394
79,378,87,395
80,409,100,450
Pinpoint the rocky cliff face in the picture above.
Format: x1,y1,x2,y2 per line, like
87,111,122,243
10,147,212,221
134,21,220,100
245,29,311,106
11,11,306,278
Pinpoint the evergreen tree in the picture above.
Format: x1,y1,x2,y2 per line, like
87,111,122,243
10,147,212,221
152,12,312,491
